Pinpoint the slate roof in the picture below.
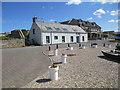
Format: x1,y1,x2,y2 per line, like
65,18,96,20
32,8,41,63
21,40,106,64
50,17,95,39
36,22,86,33
61,18,101,29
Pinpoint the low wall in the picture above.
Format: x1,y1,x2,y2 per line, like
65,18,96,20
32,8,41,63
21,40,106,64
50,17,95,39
0,39,25,48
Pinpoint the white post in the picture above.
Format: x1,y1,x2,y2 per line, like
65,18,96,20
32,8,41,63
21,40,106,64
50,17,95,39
61,54,67,64
49,66,59,80
54,49,58,56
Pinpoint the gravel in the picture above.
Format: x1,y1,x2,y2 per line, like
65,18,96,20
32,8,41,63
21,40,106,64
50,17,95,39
22,45,118,88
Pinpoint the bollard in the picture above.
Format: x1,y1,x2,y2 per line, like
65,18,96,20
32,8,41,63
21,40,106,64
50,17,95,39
103,43,105,47
79,43,81,47
54,49,58,56
49,46,51,51
68,43,70,47
61,54,67,64
49,65,59,80
56,44,58,49
80,45,85,49
91,43,93,47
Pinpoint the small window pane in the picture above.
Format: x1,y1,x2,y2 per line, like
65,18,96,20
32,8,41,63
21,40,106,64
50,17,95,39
62,28,67,31
55,28,61,30
46,27,53,30
72,28,77,31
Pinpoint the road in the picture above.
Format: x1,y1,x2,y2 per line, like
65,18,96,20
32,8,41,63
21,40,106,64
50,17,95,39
2,40,117,88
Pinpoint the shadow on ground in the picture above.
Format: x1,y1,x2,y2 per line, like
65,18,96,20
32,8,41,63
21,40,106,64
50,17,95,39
98,56,120,64
36,79,51,83
53,62,62,64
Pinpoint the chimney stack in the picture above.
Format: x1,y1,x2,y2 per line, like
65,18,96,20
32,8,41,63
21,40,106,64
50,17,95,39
33,16,38,22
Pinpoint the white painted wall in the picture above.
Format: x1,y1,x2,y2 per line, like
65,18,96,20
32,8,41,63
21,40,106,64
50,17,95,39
41,32,87,45
29,23,41,45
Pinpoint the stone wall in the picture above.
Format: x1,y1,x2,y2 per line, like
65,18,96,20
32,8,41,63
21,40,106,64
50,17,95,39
0,39,25,48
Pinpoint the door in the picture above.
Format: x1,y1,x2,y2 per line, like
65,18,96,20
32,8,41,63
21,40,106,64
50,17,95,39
76,36,79,43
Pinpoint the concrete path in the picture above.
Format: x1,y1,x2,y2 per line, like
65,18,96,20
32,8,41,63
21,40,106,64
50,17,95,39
2,46,51,88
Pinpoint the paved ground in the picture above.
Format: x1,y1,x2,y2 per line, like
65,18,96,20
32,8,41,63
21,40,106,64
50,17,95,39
2,40,119,88
2,46,51,88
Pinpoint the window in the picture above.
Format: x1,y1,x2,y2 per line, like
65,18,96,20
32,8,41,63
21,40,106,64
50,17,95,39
54,28,61,30
62,36,65,42
46,27,53,30
82,36,84,41
54,36,58,40
62,28,67,31
46,36,50,43
33,29,35,34
71,36,74,42
72,28,77,31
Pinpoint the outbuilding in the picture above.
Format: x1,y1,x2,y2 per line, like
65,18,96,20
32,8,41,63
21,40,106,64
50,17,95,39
29,17,88,45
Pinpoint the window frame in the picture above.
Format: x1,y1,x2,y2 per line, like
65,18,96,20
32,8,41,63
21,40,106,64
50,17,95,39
54,36,58,40
62,36,65,42
71,36,74,42
33,29,35,34
46,36,50,43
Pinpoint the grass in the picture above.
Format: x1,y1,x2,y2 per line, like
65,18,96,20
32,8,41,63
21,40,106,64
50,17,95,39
109,40,120,42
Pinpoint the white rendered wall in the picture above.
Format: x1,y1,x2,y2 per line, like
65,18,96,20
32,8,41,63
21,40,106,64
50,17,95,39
80,33,88,42
41,32,88,45
29,23,41,45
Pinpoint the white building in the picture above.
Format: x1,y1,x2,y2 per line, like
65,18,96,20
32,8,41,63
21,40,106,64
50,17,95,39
29,17,88,45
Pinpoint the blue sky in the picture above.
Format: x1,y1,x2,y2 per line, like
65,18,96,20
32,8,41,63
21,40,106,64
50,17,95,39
2,1,119,33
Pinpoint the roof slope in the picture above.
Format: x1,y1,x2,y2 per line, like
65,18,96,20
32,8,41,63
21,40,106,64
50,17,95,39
36,22,86,33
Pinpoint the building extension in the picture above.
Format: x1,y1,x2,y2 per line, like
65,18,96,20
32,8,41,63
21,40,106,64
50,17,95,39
61,18,102,40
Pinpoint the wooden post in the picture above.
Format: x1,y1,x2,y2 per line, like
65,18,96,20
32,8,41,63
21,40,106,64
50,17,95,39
49,46,51,51
79,43,81,47
68,43,70,47
56,44,58,49
103,43,105,47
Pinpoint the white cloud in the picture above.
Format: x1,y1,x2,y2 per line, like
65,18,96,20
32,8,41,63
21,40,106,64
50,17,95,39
93,9,106,18
96,0,120,4
110,9,120,16
66,0,82,5
65,0,120,5
87,17,93,20
49,19,56,22
108,19,120,22
106,10,110,13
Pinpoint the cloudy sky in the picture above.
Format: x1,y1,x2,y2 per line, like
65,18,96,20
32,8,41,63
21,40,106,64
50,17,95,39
2,0,120,33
